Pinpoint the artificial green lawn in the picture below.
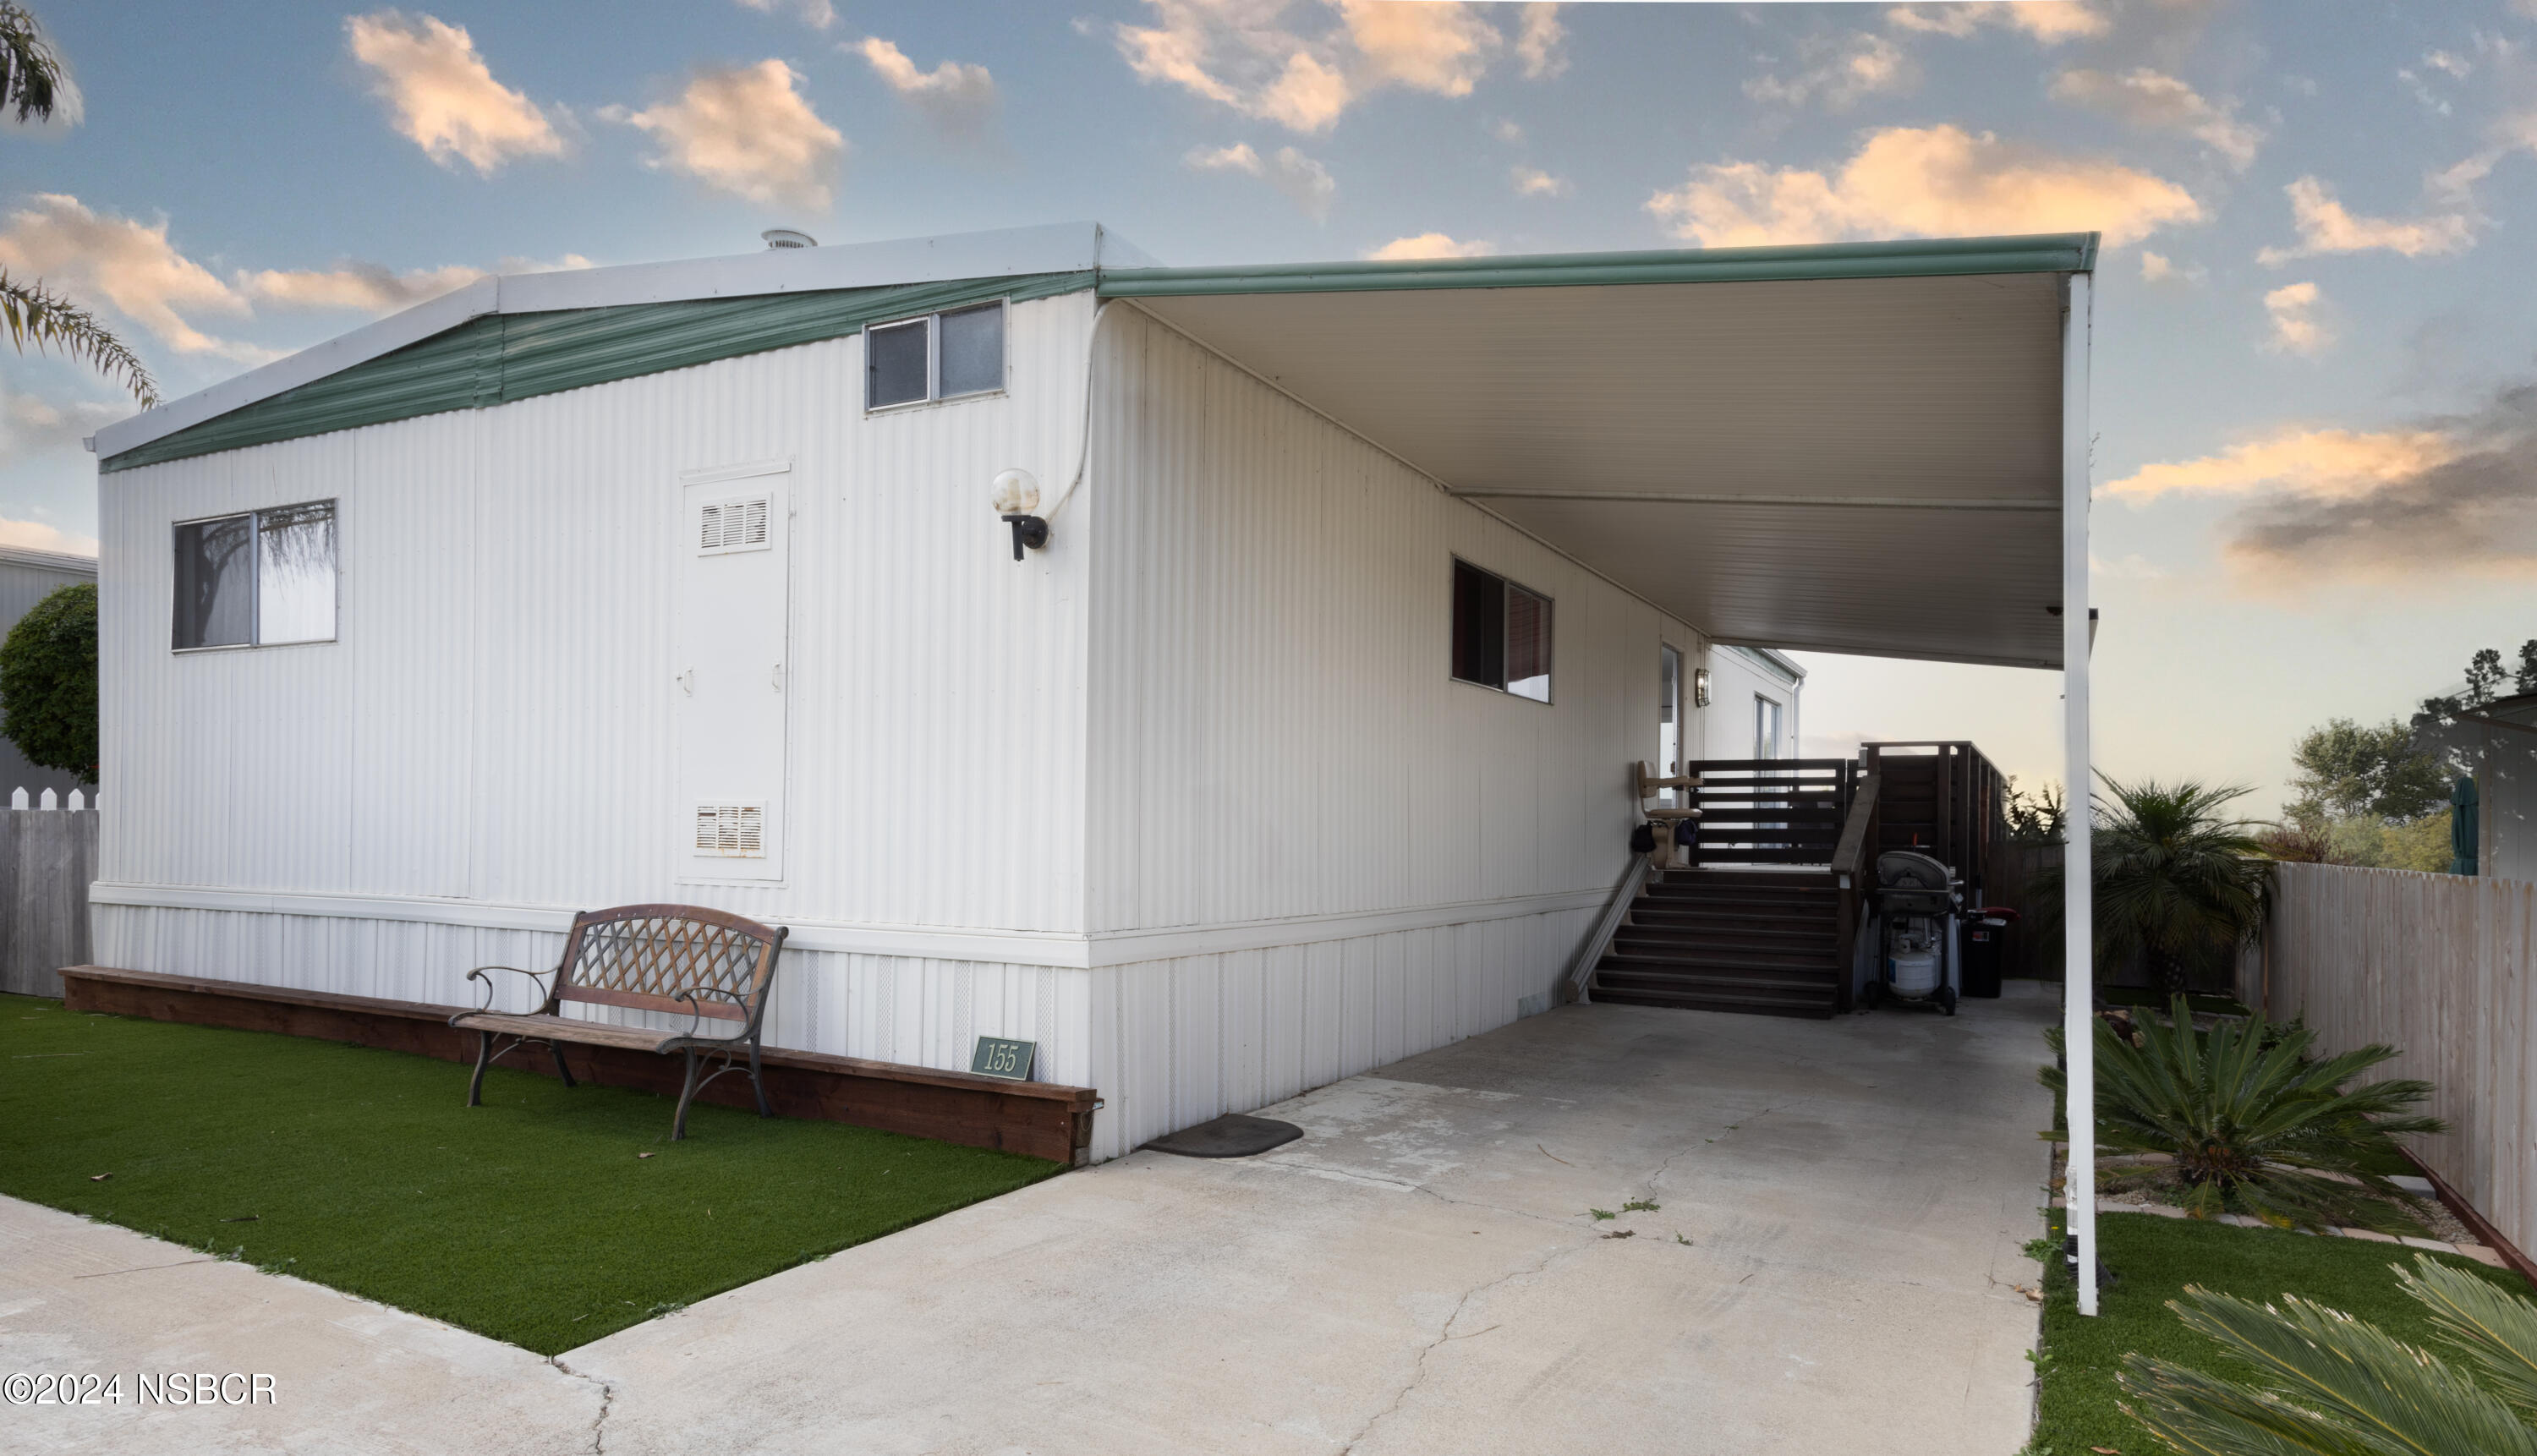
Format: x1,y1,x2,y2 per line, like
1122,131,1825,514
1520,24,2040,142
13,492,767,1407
2026,1207,2528,1455
0,994,1061,1354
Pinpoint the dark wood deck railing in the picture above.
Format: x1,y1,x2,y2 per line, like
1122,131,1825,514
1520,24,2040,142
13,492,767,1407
1858,742,2008,906
1677,758,1858,866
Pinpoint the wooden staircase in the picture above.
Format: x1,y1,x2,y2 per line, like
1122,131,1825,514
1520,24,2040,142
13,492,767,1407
1589,868,1844,1019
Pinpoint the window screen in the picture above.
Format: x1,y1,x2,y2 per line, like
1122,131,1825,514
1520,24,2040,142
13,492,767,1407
173,515,254,649
867,320,929,408
937,304,1004,397
1451,559,1553,703
173,500,337,650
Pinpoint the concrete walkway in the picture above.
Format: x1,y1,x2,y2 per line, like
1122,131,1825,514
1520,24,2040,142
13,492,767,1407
5,985,2055,1453
573,984,2056,1454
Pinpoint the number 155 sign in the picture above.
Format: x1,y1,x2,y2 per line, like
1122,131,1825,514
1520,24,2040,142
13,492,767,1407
970,1037,1036,1081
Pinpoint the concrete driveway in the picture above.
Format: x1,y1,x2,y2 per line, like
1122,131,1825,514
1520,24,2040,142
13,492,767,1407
7,985,2055,1453
572,984,2055,1454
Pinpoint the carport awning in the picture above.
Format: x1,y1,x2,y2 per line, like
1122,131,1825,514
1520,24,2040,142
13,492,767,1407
1100,234,2094,671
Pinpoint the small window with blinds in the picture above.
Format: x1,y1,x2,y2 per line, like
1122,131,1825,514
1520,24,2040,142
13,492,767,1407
697,495,772,555
866,300,1006,411
693,802,766,857
1450,558,1553,703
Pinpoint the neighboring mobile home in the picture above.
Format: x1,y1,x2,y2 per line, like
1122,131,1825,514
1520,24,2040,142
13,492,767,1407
89,222,2090,1163
0,544,99,800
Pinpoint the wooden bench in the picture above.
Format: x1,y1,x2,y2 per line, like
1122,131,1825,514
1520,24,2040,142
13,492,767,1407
450,904,789,1140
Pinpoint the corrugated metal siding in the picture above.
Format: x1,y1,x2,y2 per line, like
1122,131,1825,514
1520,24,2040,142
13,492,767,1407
1701,648,1799,760
99,290,1097,931
101,272,1096,473
1084,906,1596,1157
1076,306,1715,1152
1086,305,1707,932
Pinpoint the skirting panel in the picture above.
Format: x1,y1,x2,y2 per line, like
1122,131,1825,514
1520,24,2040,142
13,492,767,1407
90,904,1094,1092
93,900,1598,1163
1085,904,1598,1159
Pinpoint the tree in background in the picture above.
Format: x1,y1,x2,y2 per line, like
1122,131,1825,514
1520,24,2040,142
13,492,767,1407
0,583,98,784
2275,715,2455,873
0,3,156,405
2005,776,2066,844
2466,647,2508,705
2286,718,2450,822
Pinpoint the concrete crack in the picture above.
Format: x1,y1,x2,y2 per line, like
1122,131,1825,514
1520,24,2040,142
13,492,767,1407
550,1356,616,1456
1336,1234,1587,1455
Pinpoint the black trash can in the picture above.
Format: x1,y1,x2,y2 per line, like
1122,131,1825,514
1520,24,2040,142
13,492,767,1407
1961,909,2016,999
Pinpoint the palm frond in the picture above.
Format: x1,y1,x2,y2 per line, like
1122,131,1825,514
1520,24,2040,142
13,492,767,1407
2120,1352,2408,1456
0,272,157,407
0,1,64,123
2401,1256,2537,1420
2161,1285,2537,1456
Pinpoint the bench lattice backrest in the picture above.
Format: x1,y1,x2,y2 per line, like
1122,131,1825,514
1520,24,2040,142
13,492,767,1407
554,905,784,1026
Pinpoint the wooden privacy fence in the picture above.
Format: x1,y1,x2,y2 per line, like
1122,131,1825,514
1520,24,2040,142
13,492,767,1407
2266,862,2537,1258
3,791,99,998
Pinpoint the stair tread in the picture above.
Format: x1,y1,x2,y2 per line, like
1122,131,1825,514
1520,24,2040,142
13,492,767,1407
1595,960,1838,985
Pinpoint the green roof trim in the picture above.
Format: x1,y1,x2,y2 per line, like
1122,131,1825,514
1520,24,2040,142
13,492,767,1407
1097,233,2098,299
102,270,1096,473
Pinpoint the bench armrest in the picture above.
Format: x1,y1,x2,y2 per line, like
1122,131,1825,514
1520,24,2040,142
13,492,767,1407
671,985,754,1043
463,965,554,1015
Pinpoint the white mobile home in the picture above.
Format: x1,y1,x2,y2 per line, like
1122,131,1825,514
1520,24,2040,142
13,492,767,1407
89,222,2094,1168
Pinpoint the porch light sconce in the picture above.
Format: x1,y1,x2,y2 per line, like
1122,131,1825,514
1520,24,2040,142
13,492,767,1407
992,468,1048,561
1692,667,1712,708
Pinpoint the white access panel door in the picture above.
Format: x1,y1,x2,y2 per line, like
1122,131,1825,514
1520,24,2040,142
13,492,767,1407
677,465,790,884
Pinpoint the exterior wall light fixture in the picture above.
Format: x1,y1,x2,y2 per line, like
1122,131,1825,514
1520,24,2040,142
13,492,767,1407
992,468,1048,561
1692,666,1712,708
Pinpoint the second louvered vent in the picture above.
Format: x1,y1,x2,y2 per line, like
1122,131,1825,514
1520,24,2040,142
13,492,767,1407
693,802,766,857
698,496,772,555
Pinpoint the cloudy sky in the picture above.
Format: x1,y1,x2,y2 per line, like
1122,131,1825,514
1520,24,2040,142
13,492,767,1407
4,0,2534,811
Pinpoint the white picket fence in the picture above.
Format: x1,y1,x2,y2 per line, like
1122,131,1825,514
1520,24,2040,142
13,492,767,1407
2265,862,2537,1258
8,786,96,811
3,787,100,998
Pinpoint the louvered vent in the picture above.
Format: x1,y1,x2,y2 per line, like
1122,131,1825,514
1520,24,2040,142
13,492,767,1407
698,497,772,554
693,802,766,857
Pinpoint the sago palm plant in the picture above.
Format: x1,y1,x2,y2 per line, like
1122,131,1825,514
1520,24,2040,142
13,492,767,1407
2041,999,2445,1234
2121,1254,2537,1456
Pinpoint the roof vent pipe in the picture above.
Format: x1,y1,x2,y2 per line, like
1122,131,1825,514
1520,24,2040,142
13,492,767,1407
761,229,817,249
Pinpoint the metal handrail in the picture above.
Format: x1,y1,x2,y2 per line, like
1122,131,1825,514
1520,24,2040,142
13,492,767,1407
1560,852,1652,1005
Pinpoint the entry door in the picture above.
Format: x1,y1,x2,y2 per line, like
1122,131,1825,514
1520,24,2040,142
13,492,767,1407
677,465,790,883
1658,644,1683,806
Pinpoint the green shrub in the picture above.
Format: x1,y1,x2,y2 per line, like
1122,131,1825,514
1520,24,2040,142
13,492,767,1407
0,581,97,782
2042,998,2444,1234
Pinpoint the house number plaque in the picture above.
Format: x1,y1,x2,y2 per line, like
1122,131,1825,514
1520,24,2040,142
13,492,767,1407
969,1036,1036,1081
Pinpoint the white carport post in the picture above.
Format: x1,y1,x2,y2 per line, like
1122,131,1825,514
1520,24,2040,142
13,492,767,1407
2060,271,2098,1316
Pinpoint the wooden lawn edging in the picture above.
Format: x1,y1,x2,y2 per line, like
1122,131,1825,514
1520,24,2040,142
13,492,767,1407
2403,1147,2537,1291
55,966,1097,1164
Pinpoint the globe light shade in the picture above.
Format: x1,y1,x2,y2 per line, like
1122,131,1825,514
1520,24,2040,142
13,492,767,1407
990,468,1040,515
